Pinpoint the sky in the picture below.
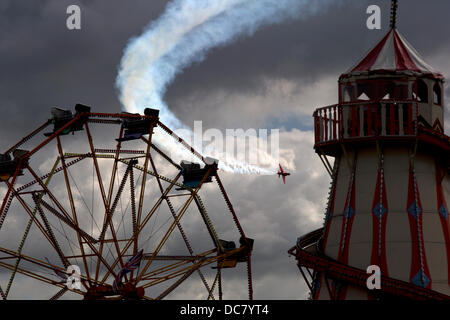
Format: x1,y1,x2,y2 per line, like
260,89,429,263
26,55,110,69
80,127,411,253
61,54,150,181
0,0,449,300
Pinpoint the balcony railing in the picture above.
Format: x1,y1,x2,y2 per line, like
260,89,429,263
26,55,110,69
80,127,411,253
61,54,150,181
313,100,418,145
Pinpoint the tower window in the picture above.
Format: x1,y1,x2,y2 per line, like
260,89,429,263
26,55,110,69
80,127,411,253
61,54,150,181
343,86,352,102
433,82,442,105
356,83,373,101
357,92,370,101
381,82,408,100
417,79,428,103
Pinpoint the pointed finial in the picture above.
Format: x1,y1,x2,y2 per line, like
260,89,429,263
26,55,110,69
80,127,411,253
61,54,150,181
390,0,398,29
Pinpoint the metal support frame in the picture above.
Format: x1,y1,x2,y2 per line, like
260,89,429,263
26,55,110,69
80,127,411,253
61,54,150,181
0,112,251,300
289,230,450,300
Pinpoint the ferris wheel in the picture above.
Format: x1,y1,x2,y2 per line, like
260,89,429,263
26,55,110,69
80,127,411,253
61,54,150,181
0,104,253,300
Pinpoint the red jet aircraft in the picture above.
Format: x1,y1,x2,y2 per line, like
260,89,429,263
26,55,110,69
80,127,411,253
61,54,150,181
277,164,290,184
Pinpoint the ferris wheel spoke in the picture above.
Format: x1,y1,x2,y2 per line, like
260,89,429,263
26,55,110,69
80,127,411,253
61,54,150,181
136,123,155,235
207,261,224,300
4,120,51,155
26,166,77,233
215,173,246,238
49,287,68,300
31,194,68,268
39,199,97,244
9,187,57,251
246,253,253,300
157,120,206,164
0,163,22,223
128,164,138,280
146,154,214,296
100,172,182,284
101,127,125,282
0,250,88,297
142,137,181,170
148,152,194,253
140,247,243,291
3,158,62,297
96,147,121,283
27,165,118,280
0,246,118,294
56,136,92,285
84,123,109,210
98,161,135,284
106,126,123,206
0,285,6,300
218,268,222,300
136,169,213,283
85,123,125,281
0,260,72,294
98,161,133,242
15,155,87,195
140,254,211,287
162,193,214,296
7,189,90,292
156,266,198,300
193,195,222,250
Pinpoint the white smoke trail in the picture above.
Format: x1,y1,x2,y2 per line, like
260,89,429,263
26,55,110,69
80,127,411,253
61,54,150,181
116,0,332,174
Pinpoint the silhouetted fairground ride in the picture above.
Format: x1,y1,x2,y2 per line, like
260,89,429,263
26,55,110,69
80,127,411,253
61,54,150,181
0,105,253,300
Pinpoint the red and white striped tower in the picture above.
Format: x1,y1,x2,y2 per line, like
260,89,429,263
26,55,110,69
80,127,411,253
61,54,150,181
290,1,450,300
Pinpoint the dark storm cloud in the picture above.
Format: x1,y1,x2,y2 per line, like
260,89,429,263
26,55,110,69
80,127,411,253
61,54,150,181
1,0,449,146
164,0,450,126
167,0,450,89
0,0,167,150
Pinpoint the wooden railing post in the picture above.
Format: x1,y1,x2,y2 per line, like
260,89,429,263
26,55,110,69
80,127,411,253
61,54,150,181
407,103,413,135
333,105,337,140
352,106,358,137
319,110,324,142
314,111,318,144
414,102,418,135
359,105,365,137
343,105,349,139
313,99,419,147
381,103,387,136
389,103,395,135
398,103,404,136
367,104,373,137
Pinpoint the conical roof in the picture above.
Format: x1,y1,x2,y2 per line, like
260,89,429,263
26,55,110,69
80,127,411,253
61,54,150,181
342,28,443,79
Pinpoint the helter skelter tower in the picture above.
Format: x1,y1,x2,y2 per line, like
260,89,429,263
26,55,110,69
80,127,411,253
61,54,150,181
289,1,450,299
